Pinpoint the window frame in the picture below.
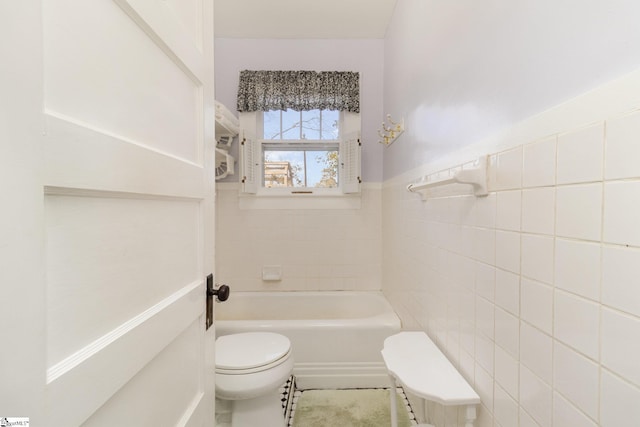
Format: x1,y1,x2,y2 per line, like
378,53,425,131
239,110,361,199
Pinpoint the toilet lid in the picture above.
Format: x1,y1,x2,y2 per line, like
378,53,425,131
216,332,291,370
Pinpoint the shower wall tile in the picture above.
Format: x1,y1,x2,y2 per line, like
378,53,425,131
602,245,640,317
600,370,640,427
521,278,553,335
523,136,556,188
553,341,600,420
605,110,640,180
554,291,600,360
603,180,640,247
520,322,552,384
494,384,519,427
495,269,519,316
601,308,640,387
521,234,554,284
495,231,520,273
554,239,601,301
521,187,556,235
216,187,382,291
494,345,519,399
381,99,640,426
553,392,598,427
520,365,552,427
495,147,523,191
556,183,603,242
557,123,604,185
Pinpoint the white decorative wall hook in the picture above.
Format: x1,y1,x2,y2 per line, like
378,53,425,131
378,114,405,146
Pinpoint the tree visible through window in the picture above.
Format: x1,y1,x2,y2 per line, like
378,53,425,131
262,109,339,188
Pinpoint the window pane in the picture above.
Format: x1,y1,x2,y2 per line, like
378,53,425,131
321,110,339,140
281,109,301,140
263,150,305,187
263,147,338,188
263,111,281,139
308,150,339,188
301,109,320,140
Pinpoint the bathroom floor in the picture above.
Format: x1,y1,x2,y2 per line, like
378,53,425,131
281,377,418,427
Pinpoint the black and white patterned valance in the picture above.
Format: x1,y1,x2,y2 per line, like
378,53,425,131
237,70,360,113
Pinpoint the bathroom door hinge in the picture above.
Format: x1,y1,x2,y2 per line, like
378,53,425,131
241,138,246,145
358,177,362,183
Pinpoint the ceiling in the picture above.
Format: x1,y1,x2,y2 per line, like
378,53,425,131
214,0,398,39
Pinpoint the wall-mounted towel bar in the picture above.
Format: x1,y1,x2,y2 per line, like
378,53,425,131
407,155,488,200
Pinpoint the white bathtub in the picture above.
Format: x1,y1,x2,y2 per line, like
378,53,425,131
215,291,401,389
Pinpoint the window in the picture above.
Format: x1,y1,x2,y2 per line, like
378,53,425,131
262,109,339,189
236,70,361,198
239,110,361,196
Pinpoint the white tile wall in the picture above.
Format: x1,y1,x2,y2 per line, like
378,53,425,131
523,136,556,188
557,123,604,185
381,101,640,426
553,341,599,420
215,186,382,291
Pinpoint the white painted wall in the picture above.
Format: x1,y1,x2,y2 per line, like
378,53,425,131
382,46,640,427
214,38,384,182
383,0,640,180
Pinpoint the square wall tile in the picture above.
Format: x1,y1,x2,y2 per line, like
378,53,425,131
604,181,640,247
553,392,598,427
474,364,494,412
520,365,552,427
557,122,604,184
521,278,553,334
556,184,603,242
495,269,520,316
521,234,554,285
602,245,640,317
523,136,557,188
496,190,522,231
601,308,640,388
553,341,599,420
495,147,523,191
473,227,496,265
601,369,640,427
554,290,600,360
495,307,519,358
475,333,494,375
494,384,518,427
605,109,640,180
474,193,496,228
554,238,601,301
475,262,496,302
522,187,556,235
475,296,495,340
495,231,520,274
494,345,519,399
520,322,552,384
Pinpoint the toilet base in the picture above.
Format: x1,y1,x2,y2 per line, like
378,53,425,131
227,391,285,427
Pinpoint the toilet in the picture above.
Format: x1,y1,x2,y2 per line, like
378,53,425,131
215,332,294,427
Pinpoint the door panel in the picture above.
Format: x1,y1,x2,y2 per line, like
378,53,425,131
45,194,200,367
43,0,201,163
81,319,203,426
39,0,215,425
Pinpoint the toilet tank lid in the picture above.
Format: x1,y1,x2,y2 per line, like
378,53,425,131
216,332,291,370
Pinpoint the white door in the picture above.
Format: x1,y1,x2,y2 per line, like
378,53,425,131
0,1,216,426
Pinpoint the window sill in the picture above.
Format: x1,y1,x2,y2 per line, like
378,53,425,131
238,191,361,210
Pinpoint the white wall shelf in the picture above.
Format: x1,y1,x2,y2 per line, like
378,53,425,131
407,155,488,200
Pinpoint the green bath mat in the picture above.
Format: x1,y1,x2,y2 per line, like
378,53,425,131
291,389,413,427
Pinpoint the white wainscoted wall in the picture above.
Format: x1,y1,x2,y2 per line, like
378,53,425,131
382,68,640,427
216,183,382,292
